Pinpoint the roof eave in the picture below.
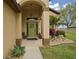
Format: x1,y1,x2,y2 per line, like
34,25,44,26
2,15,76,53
49,8,60,15
4,0,21,13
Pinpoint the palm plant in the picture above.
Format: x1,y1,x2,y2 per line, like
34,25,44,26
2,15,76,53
11,45,25,59
50,16,60,29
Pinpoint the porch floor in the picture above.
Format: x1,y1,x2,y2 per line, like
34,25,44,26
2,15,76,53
22,39,43,47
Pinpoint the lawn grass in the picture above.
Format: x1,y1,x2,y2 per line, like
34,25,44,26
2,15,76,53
40,44,76,59
65,28,76,42
40,28,76,59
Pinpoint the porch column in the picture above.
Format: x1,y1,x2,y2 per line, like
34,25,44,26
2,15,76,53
38,20,41,34
42,8,50,46
16,13,22,45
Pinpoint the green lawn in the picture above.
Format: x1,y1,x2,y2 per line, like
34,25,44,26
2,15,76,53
40,44,76,59
65,28,76,41
40,28,76,59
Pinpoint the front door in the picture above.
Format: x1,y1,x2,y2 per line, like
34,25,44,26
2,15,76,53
27,19,38,39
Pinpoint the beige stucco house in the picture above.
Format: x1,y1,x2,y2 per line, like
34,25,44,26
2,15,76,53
3,0,59,58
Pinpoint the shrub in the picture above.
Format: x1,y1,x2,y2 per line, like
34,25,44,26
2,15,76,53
11,45,25,58
49,28,65,37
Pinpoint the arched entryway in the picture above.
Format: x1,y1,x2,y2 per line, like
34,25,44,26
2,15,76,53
21,1,44,39
18,0,50,46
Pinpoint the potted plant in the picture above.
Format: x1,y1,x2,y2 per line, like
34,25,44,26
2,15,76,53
38,33,42,39
11,45,25,59
16,39,22,46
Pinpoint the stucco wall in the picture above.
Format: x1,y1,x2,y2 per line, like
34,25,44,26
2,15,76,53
3,2,17,58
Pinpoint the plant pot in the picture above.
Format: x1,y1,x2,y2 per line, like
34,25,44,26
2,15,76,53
16,39,22,46
38,33,42,39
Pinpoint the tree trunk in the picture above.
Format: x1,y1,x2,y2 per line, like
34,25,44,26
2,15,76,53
54,24,56,29
52,24,54,29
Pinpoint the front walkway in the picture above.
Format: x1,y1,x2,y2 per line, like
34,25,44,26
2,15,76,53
22,39,43,59
23,47,43,59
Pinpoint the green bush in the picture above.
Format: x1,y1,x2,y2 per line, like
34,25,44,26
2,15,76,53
11,45,25,58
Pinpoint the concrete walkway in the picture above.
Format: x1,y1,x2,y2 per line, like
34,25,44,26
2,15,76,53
22,39,43,59
23,47,43,59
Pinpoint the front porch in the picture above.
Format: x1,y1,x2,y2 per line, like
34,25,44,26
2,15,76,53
21,1,49,39
16,0,50,46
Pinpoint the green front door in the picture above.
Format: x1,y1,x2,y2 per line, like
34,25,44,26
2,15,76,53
27,21,38,38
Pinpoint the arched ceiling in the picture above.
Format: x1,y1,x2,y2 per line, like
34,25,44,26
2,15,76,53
22,1,43,18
